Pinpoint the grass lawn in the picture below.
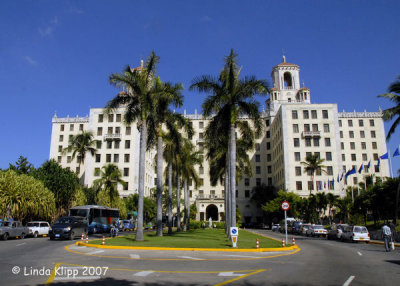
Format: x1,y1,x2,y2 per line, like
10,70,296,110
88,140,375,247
89,229,284,249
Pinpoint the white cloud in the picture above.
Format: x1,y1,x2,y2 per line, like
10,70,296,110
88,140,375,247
24,56,37,65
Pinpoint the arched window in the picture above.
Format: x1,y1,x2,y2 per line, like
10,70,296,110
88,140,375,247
283,72,293,88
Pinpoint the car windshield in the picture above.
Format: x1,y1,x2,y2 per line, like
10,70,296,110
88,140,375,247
1,222,11,227
354,226,368,233
55,218,73,224
27,222,40,227
314,225,324,229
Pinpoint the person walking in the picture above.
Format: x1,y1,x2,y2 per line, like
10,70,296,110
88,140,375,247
382,224,392,252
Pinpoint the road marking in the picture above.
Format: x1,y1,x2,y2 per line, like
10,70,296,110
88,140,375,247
177,256,202,260
16,243,26,246
218,272,244,277
343,275,355,286
129,254,140,259
134,271,154,277
87,250,105,255
224,255,258,258
357,252,362,256
215,269,266,286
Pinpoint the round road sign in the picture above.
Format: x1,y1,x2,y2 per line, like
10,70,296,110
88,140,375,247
281,201,290,211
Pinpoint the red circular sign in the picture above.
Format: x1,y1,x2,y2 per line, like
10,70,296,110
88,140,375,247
281,201,290,211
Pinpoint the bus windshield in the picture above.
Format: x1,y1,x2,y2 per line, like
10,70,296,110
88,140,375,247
69,208,89,218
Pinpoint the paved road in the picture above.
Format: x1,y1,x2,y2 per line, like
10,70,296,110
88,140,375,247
0,230,399,285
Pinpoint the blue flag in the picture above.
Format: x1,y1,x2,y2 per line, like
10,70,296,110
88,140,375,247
380,152,389,160
393,148,399,157
337,174,339,182
367,160,371,169
324,181,326,189
358,164,363,174
345,166,356,179
331,179,335,188
377,157,381,167
340,173,343,181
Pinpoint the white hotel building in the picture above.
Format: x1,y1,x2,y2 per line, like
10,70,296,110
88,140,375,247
49,57,389,224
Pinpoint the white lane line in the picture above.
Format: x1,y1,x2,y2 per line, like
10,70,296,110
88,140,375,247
129,254,140,259
69,246,87,250
343,275,355,286
87,250,105,255
134,271,154,277
16,243,26,246
357,251,362,256
177,256,202,260
218,272,245,277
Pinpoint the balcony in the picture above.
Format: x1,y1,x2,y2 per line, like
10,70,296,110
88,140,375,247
302,131,321,138
104,133,121,141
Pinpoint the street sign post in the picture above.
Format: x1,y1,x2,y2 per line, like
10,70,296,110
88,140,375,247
281,201,290,246
230,227,238,247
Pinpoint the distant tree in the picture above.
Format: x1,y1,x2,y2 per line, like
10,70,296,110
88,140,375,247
94,164,126,206
70,187,87,207
190,204,197,220
124,194,156,224
251,184,277,224
301,154,327,194
8,155,34,175
326,193,339,224
262,190,302,220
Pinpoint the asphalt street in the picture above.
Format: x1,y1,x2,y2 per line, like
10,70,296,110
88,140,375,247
0,230,399,286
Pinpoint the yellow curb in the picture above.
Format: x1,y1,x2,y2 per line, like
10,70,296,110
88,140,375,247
369,240,400,247
75,241,299,252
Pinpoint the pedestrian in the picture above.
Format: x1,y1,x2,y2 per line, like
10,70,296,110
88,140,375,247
382,224,392,252
389,221,396,242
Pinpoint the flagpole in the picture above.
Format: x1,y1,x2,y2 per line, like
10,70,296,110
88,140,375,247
388,148,393,178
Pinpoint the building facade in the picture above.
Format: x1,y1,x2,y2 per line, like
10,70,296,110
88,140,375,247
49,57,390,224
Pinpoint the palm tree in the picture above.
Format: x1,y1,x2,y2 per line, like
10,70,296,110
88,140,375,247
301,154,327,194
326,193,339,224
146,75,185,236
378,75,400,224
106,51,160,241
190,49,269,229
63,131,97,183
93,164,126,206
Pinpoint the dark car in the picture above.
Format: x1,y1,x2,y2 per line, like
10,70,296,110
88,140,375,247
49,216,88,240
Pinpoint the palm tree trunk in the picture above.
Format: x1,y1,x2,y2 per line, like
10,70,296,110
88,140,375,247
176,174,181,232
225,167,230,236
156,135,163,236
136,121,147,241
229,125,236,228
395,178,400,225
183,179,188,231
168,164,173,234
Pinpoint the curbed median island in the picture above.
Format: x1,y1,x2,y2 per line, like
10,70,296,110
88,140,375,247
78,229,296,251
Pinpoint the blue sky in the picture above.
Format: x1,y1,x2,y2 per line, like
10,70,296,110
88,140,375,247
1,0,399,173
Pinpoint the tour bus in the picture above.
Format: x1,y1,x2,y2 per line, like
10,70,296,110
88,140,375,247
69,205,120,234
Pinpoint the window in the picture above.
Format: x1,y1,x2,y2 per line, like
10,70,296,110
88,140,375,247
294,138,300,147
107,141,112,149
341,142,344,150
108,114,114,122
361,142,366,149
60,124,64,131
350,142,355,149
342,154,345,161
116,114,121,122
266,131,270,138
313,138,319,147
124,154,130,163
360,131,365,138
70,124,74,131
327,166,333,175
199,121,204,128
353,177,358,184
349,131,354,138
325,138,331,147
295,167,301,176
322,110,328,119
268,178,272,185
124,168,129,176
312,124,318,132
126,127,131,135
76,167,80,174
94,168,100,176
375,165,380,172
245,190,250,198
293,124,299,133
95,154,101,163
267,154,271,162
305,138,311,147
303,110,309,119
348,120,353,127
267,166,272,174
199,179,204,186
266,142,271,150
114,141,120,149
198,143,204,151
351,154,356,161
256,155,260,162
311,110,317,119
294,152,300,161
59,135,64,142
69,135,73,141
339,120,342,127
199,132,203,139
372,142,377,149
97,127,102,136
373,153,379,161
362,153,367,161
79,124,83,131
106,154,111,163
235,190,238,198
199,166,204,175
96,141,102,149
296,181,302,190
304,124,310,132
326,152,332,161
256,143,260,151
67,156,71,163
369,119,375,127
57,156,61,163
108,127,113,135
265,119,270,126
98,114,103,122
115,127,120,134
58,145,62,152
340,131,343,138
308,181,314,191
256,166,261,174
125,140,130,149
114,154,119,163
245,178,250,186
256,178,261,186
292,110,298,119
371,131,376,138
359,120,364,127
123,182,129,191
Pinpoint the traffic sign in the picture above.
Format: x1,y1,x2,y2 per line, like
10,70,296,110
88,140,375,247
281,201,290,211
230,227,238,236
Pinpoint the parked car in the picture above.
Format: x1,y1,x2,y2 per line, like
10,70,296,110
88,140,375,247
327,224,348,240
341,225,370,243
272,224,281,232
0,221,29,240
288,221,303,234
308,225,327,237
300,224,312,236
49,216,88,240
27,221,50,238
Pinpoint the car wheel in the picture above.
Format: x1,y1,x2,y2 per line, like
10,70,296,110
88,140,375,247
20,233,25,239
33,231,38,238
50,236,54,240
2,233,9,241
